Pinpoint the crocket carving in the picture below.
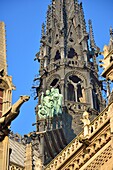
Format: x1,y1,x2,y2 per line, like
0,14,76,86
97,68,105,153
0,95,30,141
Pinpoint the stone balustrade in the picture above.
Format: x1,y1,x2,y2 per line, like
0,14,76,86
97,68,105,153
45,58,85,73
65,58,85,68
9,164,24,170
65,100,90,112
89,107,108,136
45,106,109,170
40,59,98,79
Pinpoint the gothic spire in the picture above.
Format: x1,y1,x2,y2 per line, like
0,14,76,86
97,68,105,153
35,0,105,148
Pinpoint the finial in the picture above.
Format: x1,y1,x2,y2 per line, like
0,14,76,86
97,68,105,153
110,26,113,39
88,19,96,50
46,5,52,20
52,0,55,6
80,2,86,33
46,5,52,34
75,0,79,12
109,27,113,51
74,0,79,4
41,23,45,38
51,0,55,19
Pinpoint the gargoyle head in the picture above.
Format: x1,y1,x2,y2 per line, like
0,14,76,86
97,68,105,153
20,95,30,102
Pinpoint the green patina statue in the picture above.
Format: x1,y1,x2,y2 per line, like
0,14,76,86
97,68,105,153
38,88,63,120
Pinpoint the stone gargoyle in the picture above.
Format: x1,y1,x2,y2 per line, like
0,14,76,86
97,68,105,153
0,95,30,141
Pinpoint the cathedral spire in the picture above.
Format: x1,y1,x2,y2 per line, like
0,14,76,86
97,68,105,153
35,0,104,147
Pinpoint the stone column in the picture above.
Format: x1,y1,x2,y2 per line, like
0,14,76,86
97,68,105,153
39,134,45,165
86,85,93,108
2,90,6,114
25,143,33,170
0,136,9,170
60,79,65,106
35,158,43,170
81,86,86,103
64,82,68,104
83,49,88,65
74,85,77,102
61,47,64,59
42,75,47,92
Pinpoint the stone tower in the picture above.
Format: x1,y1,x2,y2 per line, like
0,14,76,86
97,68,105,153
34,0,105,142
0,21,15,170
0,22,15,117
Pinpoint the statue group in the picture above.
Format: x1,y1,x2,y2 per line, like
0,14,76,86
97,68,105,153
38,88,63,120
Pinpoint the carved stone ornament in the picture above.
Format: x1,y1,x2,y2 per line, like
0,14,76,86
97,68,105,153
35,158,43,170
0,95,30,141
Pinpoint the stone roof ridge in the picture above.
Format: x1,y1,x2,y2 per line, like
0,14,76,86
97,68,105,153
9,137,25,167
45,106,109,169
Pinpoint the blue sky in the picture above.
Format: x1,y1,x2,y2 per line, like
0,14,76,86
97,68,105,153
0,0,113,136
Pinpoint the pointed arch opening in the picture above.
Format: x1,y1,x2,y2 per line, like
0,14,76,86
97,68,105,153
54,50,61,61
67,84,75,101
50,78,61,93
67,75,83,102
77,84,82,102
92,87,100,112
91,79,100,112
68,48,77,58
50,78,59,87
